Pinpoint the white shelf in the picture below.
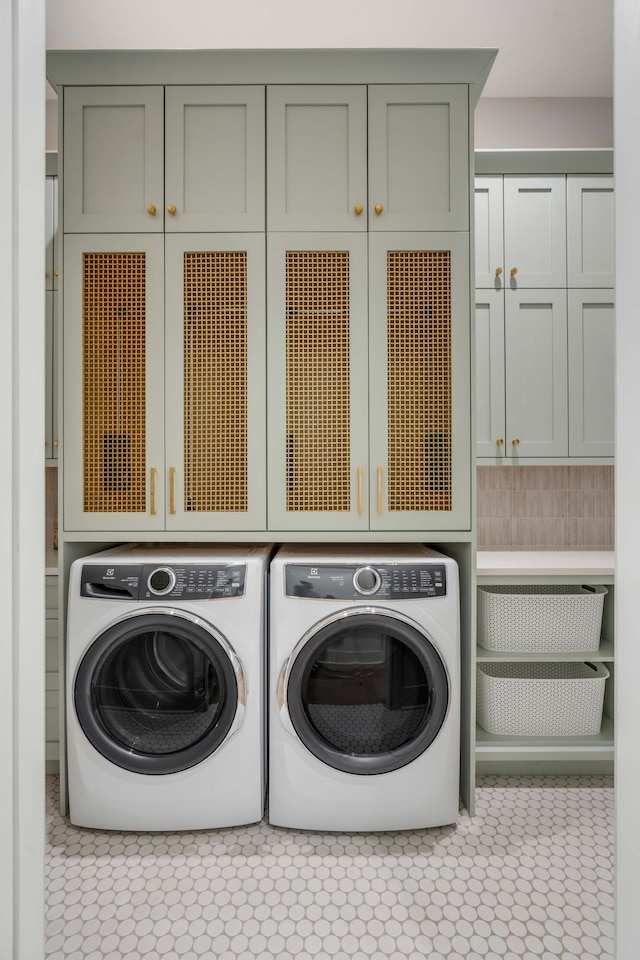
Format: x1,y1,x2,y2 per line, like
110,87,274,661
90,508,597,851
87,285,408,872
475,714,614,763
476,638,614,662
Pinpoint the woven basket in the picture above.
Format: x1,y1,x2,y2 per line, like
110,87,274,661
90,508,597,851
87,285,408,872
477,584,607,652
477,661,609,737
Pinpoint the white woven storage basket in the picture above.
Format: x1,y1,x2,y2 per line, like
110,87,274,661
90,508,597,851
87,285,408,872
477,584,607,652
477,661,609,736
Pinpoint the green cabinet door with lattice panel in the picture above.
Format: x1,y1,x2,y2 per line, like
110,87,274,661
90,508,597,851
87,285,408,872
64,87,165,233
267,233,369,531
368,233,471,531
164,234,266,530
63,234,166,531
368,85,469,233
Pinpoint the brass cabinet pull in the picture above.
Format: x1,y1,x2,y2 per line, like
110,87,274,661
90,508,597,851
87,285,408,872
167,204,177,216
496,438,504,446
377,467,383,515
512,438,520,446
147,204,157,216
354,203,364,216
357,467,363,515
510,266,518,276
150,467,157,515
374,203,384,215
169,467,176,514
495,267,503,276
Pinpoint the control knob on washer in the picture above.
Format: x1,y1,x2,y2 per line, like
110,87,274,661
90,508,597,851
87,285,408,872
147,566,176,596
353,566,381,595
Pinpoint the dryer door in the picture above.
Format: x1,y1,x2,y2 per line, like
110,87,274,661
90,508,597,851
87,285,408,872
283,608,450,775
74,609,244,774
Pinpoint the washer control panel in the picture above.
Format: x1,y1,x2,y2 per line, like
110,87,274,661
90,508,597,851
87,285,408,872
80,563,246,600
285,563,446,600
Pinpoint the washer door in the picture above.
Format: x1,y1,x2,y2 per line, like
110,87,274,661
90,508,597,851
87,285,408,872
283,609,449,776
74,609,243,775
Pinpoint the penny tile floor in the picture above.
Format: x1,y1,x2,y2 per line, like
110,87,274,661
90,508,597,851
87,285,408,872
45,774,614,959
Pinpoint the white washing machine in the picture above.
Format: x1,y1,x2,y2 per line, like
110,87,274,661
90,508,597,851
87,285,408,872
66,543,271,831
269,544,460,832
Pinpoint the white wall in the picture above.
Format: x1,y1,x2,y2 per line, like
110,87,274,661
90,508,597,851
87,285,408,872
475,97,613,149
1,1,46,958
614,1,640,956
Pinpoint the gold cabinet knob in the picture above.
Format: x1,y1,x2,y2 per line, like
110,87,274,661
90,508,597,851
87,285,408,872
496,438,504,446
374,203,384,215
495,267,503,276
167,204,177,216
53,270,59,277
510,267,518,276
354,204,364,216
147,204,157,216
512,438,520,446
53,439,59,448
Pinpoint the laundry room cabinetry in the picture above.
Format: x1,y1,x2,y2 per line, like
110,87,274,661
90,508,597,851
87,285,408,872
475,557,614,775
63,85,265,233
474,169,614,463
45,162,59,463
267,84,469,233
63,232,266,532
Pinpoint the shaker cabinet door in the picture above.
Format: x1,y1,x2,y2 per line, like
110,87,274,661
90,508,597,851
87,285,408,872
63,86,164,233
568,290,615,457
567,176,615,287
368,85,469,233
267,86,368,232
165,86,265,232
475,291,506,458
503,177,566,288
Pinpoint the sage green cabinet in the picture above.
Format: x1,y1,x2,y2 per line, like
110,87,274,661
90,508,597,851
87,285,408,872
268,231,470,531
45,175,58,289
568,290,615,457
45,575,59,774
475,176,567,289
475,290,569,459
268,84,468,233
64,85,265,233
45,291,58,462
567,176,615,288
63,233,266,532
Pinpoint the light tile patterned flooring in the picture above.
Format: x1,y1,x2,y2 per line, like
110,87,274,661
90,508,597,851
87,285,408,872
46,774,614,959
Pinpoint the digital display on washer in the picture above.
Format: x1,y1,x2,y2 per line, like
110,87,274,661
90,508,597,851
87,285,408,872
284,563,446,600
80,563,246,600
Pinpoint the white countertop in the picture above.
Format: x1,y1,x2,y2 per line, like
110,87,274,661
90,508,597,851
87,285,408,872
477,550,615,577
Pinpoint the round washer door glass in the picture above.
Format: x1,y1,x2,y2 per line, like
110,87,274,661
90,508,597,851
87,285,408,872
286,610,449,775
74,612,240,775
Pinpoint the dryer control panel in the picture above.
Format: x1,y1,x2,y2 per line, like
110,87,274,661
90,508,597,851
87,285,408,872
285,563,446,600
80,563,246,600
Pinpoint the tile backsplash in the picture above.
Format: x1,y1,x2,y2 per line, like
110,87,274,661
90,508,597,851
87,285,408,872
477,465,614,550
45,467,58,550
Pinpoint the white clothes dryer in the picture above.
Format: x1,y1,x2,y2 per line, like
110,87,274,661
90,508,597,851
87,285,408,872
269,544,460,832
66,543,271,831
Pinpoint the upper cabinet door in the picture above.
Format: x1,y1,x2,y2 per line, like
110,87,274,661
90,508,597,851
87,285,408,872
267,86,367,232
165,86,265,232
503,177,566,287
474,177,504,289
567,176,615,288
368,85,469,232
568,289,615,457
475,290,506,458
64,86,164,233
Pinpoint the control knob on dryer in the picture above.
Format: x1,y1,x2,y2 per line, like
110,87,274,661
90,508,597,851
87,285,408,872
147,566,176,596
353,566,381,596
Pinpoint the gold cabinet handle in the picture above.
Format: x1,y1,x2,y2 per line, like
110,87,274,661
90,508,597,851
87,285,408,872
495,267,503,277
374,203,384,215
354,204,364,216
53,439,59,448
357,467,363,516
150,467,157,515
169,467,176,514
377,467,383,515
147,204,157,216
496,438,504,447
167,204,177,216
512,438,520,447
510,267,518,276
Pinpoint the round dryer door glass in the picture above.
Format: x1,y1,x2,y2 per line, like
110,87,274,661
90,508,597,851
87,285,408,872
285,610,450,775
74,612,241,775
